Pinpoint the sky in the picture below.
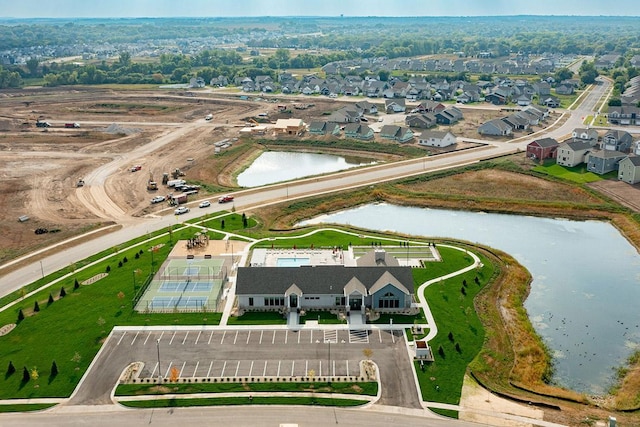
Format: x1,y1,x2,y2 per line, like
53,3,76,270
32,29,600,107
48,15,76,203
1,0,640,19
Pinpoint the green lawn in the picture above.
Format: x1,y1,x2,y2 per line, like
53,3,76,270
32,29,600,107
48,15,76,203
532,164,603,184
227,311,287,325
300,310,346,324
414,252,494,406
0,403,56,413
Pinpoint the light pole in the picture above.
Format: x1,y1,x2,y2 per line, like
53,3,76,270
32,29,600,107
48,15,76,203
156,339,162,384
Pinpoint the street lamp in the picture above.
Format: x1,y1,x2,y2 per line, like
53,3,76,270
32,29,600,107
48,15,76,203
156,339,162,384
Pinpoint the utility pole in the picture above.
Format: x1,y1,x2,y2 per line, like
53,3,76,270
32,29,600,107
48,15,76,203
156,339,162,384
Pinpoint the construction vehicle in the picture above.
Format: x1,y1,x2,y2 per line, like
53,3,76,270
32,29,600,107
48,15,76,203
171,168,185,179
76,178,85,187
147,172,158,191
36,120,51,128
162,172,169,185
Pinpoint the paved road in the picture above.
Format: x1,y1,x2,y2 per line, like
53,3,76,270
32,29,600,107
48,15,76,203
67,326,420,409
0,77,611,301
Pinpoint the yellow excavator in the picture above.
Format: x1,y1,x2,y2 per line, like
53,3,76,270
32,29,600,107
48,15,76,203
147,172,158,191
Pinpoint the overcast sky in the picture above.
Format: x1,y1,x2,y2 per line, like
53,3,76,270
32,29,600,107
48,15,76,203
1,0,640,18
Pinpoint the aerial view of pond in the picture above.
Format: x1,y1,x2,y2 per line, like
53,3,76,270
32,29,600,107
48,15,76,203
299,203,640,395
236,151,375,187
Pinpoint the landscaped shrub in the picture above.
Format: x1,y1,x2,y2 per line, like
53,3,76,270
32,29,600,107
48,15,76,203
50,361,58,377
123,257,128,263
17,309,24,322
59,287,66,297
48,293,54,305
106,265,111,273
74,279,79,290
33,301,40,312
6,361,15,376
118,261,123,268
22,367,30,383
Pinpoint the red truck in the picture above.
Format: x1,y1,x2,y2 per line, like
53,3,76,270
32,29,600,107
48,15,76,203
65,123,80,128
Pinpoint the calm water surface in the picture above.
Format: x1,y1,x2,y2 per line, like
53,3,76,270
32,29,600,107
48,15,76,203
300,203,640,395
237,151,375,187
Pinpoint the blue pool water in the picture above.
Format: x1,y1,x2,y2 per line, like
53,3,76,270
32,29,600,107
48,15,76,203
276,257,310,267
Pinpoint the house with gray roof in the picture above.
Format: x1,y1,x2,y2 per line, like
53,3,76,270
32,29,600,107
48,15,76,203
344,123,374,140
557,140,593,167
436,107,463,125
308,121,341,136
380,125,414,143
418,130,457,148
405,113,437,129
602,130,633,152
572,128,599,145
235,264,414,313
527,137,559,161
587,150,627,175
478,119,513,136
385,98,406,114
618,156,640,184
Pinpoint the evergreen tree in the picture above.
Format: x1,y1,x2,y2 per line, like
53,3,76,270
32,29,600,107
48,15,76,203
438,345,445,358
48,293,54,305
22,366,30,383
74,279,79,290
51,361,58,377
33,301,40,312
448,331,454,342
17,309,24,322
59,286,66,297
7,361,15,376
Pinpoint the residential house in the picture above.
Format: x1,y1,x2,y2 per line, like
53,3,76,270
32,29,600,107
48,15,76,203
602,130,633,152
416,100,445,113
405,113,437,129
533,81,551,96
435,107,463,125
485,90,508,105
380,125,414,143
586,150,627,174
618,156,640,184
344,123,374,140
635,140,640,155
209,75,228,87
556,140,592,167
308,121,341,136
515,110,540,126
572,128,599,145
478,119,513,136
385,98,406,114
516,94,533,106
555,84,574,95
189,77,205,88
608,106,640,125
274,118,305,136
418,130,457,148
235,264,414,313
527,138,559,161
540,96,560,108
502,114,530,131
355,100,378,115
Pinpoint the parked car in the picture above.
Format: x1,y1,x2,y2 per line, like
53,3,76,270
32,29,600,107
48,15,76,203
130,165,142,172
150,195,165,204
199,200,211,208
218,195,234,203
174,206,190,215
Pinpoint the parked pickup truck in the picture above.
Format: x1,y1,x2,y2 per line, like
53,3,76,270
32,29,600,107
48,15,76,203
218,195,234,203
65,123,80,128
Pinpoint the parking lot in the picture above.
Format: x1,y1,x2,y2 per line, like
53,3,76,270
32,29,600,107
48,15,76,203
69,326,420,409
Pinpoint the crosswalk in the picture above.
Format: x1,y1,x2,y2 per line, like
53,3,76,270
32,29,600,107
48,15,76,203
323,329,338,343
349,329,369,343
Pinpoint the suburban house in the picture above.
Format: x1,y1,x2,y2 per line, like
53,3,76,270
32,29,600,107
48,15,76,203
416,100,446,113
385,98,406,114
418,130,457,148
405,113,437,129
354,100,378,115
572,128,599,145
502,114,530,131
556,140,592,167
235,265,415,313
380,125,414,143
308,121,341,136
435,107,463,125
555,84,574,95
602,130,633,152
478,119,513,136
540,96,560,108
527,137,559,161
607,106,640,125
618,156,640,184
274,118,305,136
586,150,627,175
343,123,374,140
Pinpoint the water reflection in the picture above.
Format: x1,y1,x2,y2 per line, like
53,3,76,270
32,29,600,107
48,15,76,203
236,151,375,187
300,202,640,395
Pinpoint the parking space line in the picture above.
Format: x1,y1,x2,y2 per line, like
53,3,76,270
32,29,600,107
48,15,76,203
235,361,240,377
391,331,395,343
277,360,281,376
310,330,313,343
178,361,186,377
193,361,199,377
130,331,139,345
249,361,254,376
233,331,238,345
332,360,336,377
158,331,164,343
206,361,213,377
194,331,201,345
305,360,308,375
319,361,322,377
221,361,227,377
207,331,214,345
143,332,152,345
285,330,288,344
117,332,126,346
164,362,173,378
182,331,189,345
220,331,226,345
263,361,267,376
246,331,251,344
291,361,295,377
298,332,301,344
259,330,263,344
150,362,158,378
272,330,276,344
346,360,349,376
379,329,383,343
169,331,176,345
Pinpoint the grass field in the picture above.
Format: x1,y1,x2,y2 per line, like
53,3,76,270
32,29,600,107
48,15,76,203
120,395,367,408
532,163,603,184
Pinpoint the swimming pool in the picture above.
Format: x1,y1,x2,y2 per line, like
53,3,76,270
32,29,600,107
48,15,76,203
276,257,310,267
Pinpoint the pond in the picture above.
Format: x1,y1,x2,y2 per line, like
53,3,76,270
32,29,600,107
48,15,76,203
299,203,640,395
236,151,375,187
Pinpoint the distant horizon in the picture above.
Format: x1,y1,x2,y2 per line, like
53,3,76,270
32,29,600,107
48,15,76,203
2,0,640,19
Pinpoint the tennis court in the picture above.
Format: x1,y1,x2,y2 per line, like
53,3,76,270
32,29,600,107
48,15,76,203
158,280,213,293
149,296,209,310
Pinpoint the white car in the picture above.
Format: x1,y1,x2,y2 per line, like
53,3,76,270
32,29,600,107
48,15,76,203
150,196,165,204
174,206,189,215
199,200,211,208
